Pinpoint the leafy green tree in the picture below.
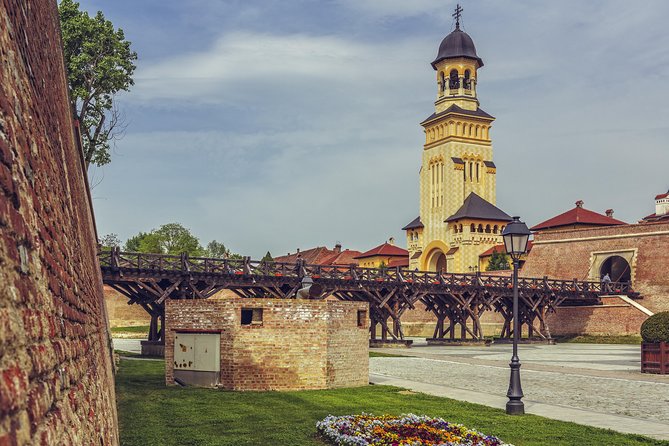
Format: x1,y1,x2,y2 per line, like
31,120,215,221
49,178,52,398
59,0,137,168
124,223,203,256
153,223,203,255
205,240,230,258
261,251,274,263
486,249,510,271
98,233,120,250
124,231,148,252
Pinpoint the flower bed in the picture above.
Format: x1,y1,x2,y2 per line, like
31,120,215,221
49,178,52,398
317,414,511,446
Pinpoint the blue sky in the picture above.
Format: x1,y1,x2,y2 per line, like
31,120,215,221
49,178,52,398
84,0,669,258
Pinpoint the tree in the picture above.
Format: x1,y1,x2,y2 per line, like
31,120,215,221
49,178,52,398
261,251,274,263
486,249,510,271
59,0,137,168
153,223,203,255
124,231,148,252
98,233,120,250
124,223,203,256
205,240,230,258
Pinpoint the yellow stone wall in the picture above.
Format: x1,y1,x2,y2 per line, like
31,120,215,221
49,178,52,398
358,256,401,268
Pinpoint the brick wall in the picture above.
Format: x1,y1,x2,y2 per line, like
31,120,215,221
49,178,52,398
522,222,669,335
165,298,369,390
0,1,119,444
545,297,649,336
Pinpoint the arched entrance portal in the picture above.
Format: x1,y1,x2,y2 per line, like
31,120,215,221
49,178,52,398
600,255,631,283
426,250,447,273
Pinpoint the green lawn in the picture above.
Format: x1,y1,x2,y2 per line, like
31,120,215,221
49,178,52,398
558,334,642,345
368,351,413,358
111,325,150,334
115,359,667,446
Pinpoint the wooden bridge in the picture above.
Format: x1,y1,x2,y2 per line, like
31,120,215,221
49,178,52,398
99,248,637,346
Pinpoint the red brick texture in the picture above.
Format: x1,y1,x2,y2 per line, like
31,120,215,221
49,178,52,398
165,298,369,390
522,222,669,335
0,1,119,444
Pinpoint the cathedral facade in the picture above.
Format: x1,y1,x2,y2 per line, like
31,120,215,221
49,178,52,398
404,15,512,273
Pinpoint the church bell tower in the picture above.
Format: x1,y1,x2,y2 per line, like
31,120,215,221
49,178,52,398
404,5,509,273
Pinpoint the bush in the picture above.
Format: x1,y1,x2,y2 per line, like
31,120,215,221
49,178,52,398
640,311,669,343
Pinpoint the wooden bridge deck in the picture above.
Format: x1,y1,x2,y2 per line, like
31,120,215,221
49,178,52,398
99,249,637,345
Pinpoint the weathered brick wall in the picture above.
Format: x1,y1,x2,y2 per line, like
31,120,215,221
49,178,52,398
0,1,119,444
165,298,369,390
523,222,669,335
546,297,649,336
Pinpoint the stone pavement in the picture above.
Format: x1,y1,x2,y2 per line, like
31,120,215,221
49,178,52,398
370,340,669,440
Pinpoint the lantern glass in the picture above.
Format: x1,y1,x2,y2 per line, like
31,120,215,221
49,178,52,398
502,217,531,259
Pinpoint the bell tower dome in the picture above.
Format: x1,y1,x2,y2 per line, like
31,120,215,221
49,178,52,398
431,6,483,112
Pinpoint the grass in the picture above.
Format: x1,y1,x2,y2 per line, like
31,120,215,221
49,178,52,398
557,334,642,345
114,349,163,360
368,351,413,358
115,359,667,446
111,325,150,334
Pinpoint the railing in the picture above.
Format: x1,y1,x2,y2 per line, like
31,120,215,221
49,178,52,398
98,248,635,296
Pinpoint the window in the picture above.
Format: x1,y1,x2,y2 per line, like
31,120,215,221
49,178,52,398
357,310,367,328
241,308,263,326
449,69,459,90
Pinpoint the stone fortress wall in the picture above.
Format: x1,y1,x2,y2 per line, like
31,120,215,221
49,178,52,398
0,1,119,443
522,221,669,336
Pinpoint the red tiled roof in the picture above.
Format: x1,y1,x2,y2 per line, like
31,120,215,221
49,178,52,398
531,206,626,231
320,249,363,266
387,257,409,268
479,241,533,258
641,213,669,223
655,192,669,200
354,243,409,259
479,244,505,258
274,246,335,265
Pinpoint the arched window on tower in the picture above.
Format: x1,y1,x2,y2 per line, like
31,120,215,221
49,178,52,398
469,162,473,182
464,70,471,90
477,224,484,233
459,224,463,233
485,224,491,233
440,72,446,94
449,69,460,90
470,223,476,232
493,225,499,234
476,162,480,182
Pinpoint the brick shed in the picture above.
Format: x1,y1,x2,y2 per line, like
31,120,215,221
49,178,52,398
165,298,369,390
0,0,119,443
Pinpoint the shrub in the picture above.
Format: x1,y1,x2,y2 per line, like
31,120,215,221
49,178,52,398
640,311,669,343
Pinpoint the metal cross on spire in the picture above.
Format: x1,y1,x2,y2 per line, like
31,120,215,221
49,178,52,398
452,3,463,29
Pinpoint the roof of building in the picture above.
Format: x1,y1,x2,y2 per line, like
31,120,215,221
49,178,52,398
320,249,362,266
483,161,496,168
451,157,465,164
479,241,533,258
274,245,361,266
445,192,513,223
530,201,627,231
655,190,669,200
402,216,424,230
431,26,483,69
641,212,669,223
422,104,494,125
410,251,422,259
353,242,409,260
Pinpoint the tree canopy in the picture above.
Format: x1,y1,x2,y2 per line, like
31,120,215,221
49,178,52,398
98,233,121,250
122,224,242,259
59,0,137,168
486,249,510,271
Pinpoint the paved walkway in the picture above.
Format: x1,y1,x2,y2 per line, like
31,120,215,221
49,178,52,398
370,341,669,441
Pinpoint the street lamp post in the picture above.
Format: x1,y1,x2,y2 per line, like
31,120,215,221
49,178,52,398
502,216,531,415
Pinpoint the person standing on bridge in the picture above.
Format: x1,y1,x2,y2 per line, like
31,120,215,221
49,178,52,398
602,273,612,293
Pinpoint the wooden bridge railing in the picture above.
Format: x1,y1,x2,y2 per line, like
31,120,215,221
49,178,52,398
98,248,635,296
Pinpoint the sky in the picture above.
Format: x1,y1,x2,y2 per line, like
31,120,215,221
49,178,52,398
83,0,669,258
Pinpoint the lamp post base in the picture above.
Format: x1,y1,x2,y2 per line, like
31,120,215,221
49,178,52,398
506,399,525,415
